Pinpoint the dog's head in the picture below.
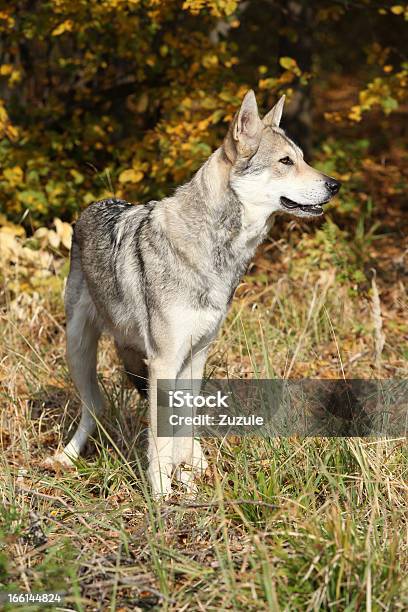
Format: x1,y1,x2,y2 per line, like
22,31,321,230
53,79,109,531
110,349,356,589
223,90,341,218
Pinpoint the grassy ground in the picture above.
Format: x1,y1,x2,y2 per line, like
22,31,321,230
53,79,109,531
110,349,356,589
1,212,407,610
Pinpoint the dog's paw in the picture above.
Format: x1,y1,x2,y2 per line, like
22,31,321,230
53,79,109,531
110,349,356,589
192,442,209,475
173,446,209,496
173,438,208,470
147,463,173,499
42,453,76,472
188,440,209,476
176,468,199,497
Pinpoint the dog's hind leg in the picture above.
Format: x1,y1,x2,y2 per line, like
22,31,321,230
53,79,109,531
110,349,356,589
49,243,106,467
58,295,105,465
115,343,148,398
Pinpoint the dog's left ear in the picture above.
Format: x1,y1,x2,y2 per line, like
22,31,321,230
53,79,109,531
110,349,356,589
263,95,285,128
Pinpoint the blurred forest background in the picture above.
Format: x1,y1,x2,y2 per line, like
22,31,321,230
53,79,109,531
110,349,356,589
0,0,407,225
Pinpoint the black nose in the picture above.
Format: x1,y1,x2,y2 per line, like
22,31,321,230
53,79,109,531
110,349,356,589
325,179,341,195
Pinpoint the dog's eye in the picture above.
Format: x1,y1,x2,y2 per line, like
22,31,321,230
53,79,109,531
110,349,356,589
279,156,294,165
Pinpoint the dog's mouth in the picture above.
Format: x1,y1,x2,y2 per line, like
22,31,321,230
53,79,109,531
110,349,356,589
280,196,327,216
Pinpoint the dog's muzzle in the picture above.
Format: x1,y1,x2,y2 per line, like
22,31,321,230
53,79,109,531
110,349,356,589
280,196,326,216
280,179,341,216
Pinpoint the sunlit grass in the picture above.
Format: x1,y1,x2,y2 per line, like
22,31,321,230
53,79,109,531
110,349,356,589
1,240,407,609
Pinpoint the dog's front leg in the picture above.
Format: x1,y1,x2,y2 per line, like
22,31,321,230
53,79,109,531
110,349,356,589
147,358,178,497
173,347,209,492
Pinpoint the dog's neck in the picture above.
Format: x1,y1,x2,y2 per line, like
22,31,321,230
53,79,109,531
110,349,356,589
193,146,274,244
160,145,273,273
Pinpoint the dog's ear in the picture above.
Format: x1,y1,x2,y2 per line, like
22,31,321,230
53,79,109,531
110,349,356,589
223,90,263,161
263,95,285,128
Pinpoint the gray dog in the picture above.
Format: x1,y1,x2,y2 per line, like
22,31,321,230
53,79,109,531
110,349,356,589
50,91,340,496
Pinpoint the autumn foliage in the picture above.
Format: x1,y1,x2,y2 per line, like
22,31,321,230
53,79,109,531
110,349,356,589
0,0,407,227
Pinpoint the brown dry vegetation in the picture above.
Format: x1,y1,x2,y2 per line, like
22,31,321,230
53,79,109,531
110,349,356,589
1,203,407,609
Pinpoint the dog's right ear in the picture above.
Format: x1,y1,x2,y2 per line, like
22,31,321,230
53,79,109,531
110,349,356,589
223,90,263,162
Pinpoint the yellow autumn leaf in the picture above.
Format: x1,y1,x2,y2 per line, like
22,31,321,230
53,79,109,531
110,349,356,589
6,124,19,141
202,54,219,69
61,226,72,250
47,230,60,249
390,6,404,15
279,56,297,71
0,231,20,260
3,166,23,187
0,64,13,76
54,217,64,237
34,227,49,240
348,105,362,122
118,169,144,183
9,70,21,85
0,224,25,237
52,20,74,36
198,119,210,130
54,217,72,250
21,246,41,264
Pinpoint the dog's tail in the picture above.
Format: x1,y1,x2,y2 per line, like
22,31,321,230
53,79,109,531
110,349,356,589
64,224,84,321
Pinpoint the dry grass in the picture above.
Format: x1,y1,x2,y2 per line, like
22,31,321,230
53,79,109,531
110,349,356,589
1,220,408,610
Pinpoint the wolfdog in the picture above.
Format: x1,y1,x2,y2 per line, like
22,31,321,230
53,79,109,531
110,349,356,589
50,91,340,496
